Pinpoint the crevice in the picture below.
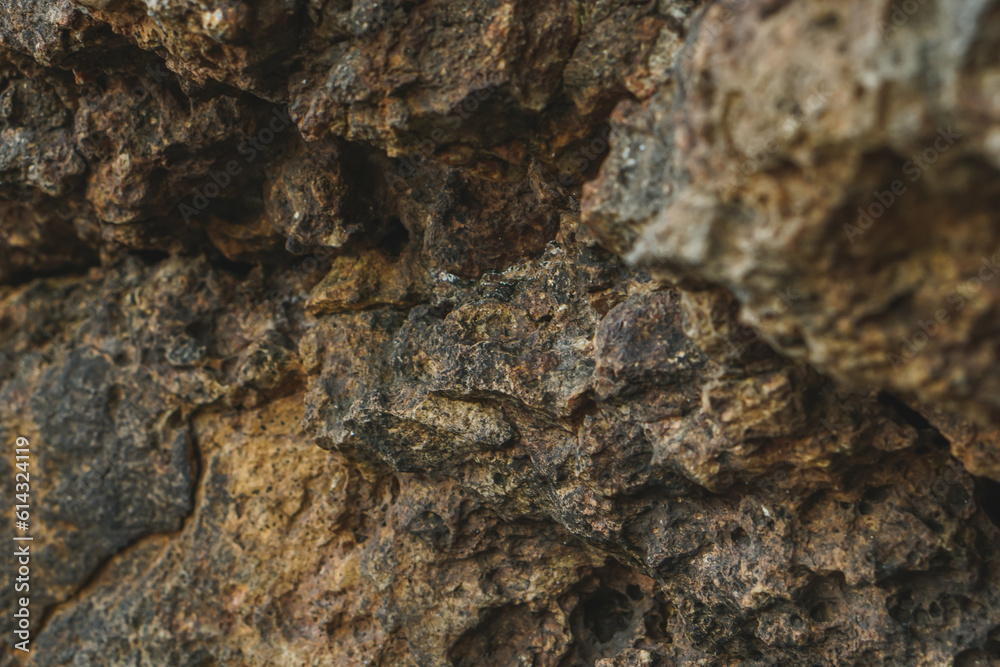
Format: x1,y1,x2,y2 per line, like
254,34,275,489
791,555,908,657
977,477,1000,530
208,255,256,281
129,249,171,265
566,390,599,431
876,391,950,448
2,262,99,289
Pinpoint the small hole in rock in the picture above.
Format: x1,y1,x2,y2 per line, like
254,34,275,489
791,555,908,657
810,603,832,622
213,256,255,280
731,527,750,545
185,321,211,341
380,217,410,256
862,486,890,503
132,249,170,264
581,588,632,644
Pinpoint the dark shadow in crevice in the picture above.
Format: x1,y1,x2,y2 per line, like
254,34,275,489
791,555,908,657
876,391,950,449
976,476,1000,530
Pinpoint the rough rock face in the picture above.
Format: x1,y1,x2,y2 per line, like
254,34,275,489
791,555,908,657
1,1,1000,666
583,0,1000,433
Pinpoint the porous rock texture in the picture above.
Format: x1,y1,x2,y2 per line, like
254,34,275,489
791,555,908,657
1,1,1000,666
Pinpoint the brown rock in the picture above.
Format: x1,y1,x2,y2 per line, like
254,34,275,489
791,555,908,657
1,1,1000,665
583,0,1000,439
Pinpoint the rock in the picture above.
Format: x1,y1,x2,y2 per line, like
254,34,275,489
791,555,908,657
582,0,1000,440
2,0,1000,665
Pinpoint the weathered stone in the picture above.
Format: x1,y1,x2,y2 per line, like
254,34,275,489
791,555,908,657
2,0,1000,665
583,0,1000,446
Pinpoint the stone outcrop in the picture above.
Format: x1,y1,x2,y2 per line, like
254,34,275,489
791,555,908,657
583,0,1000,435
2,1,1000,665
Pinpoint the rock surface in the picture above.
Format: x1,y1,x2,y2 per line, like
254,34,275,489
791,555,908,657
583,0,1000,434
1,1,1000,666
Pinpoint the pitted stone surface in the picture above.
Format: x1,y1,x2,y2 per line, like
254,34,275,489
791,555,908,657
1,1,1000,665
